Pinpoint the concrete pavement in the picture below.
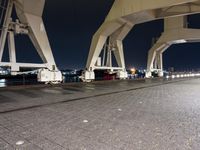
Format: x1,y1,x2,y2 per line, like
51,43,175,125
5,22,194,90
0,78,200,149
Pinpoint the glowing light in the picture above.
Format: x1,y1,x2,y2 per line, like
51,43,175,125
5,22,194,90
0,79,6,88
0,79,5,82
130,68,136,75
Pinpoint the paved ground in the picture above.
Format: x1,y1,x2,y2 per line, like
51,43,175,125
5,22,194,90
0,78,200,150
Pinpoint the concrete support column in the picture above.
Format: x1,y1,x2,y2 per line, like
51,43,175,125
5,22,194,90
146,16,188,78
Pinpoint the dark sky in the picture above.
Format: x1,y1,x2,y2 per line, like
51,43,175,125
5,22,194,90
3,0,200,71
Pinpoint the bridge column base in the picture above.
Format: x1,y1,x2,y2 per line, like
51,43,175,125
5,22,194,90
81,71,95,82
37,69,63,84
116,70,128,79
158,71,164,77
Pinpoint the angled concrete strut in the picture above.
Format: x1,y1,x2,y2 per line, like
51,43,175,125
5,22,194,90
0,0,62,83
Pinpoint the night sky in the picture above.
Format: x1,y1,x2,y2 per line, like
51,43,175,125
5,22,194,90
2,0,200,71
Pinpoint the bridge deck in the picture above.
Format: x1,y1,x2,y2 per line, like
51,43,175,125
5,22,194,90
0,78,200,149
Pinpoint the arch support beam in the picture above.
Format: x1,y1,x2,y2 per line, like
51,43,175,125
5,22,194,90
83,0,200,81
0,0,62,83
146,16,200,78
83,20,133,81
14,0,57,71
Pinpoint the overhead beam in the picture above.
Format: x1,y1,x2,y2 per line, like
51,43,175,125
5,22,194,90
105,0,199,22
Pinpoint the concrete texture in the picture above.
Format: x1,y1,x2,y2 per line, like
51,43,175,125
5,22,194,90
0,78,200,150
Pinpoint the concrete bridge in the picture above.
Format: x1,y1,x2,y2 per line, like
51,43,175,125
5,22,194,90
83,0,200,81
1,1,200,149
1,0,200,82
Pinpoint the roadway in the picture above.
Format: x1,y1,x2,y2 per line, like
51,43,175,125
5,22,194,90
0,78,200,149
